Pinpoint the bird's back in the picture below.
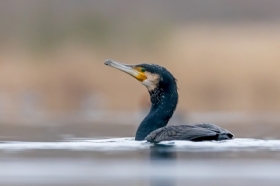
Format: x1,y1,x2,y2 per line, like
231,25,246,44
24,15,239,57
145,123,234,143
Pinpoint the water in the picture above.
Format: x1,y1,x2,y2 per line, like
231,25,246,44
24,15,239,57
1,138,280,186
1,138,280,152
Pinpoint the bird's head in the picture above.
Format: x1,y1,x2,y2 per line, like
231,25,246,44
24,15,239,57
104,59,177,92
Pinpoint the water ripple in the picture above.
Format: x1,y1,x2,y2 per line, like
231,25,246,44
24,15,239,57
0,138,280,152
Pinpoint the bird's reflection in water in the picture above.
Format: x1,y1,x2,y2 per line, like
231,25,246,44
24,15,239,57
150,144,176,186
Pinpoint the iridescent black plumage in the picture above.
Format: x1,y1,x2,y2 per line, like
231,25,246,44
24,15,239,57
104,60,234,142
135,64,178,140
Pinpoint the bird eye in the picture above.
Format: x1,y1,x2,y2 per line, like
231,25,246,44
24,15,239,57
141,68,146,72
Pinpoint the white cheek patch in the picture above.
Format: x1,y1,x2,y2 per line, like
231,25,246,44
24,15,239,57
142,79,157,91
142,73,159,91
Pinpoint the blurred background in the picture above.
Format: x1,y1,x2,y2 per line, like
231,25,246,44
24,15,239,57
1,1,280,186
0,0,280,141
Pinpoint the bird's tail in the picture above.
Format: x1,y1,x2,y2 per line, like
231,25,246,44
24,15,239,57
217,133,234,140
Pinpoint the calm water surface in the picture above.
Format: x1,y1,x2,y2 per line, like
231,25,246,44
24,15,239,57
1,138,280,186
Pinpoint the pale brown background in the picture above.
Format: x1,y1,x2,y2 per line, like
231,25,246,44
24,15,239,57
0,0,280,140
0,2,280,186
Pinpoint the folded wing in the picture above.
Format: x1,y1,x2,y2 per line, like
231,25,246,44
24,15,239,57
145,123,234,143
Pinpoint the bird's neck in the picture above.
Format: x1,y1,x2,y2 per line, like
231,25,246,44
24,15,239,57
135,85,178,140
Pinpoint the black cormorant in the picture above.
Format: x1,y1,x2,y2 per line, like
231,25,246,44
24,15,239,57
104,59,234,143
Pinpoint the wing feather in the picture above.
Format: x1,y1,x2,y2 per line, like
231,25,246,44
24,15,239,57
145,125,218,143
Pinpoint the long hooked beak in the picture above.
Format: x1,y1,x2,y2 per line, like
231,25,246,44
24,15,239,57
104,59,147,82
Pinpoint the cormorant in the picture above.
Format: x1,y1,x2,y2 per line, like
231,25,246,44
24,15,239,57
104,59,234,143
